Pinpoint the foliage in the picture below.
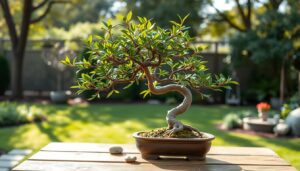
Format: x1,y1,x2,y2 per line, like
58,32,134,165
45,0,114,28
230,1,300,101
0,102,46,127
0,54,10,95
222,113,242,129
289,93,300,108
0,104,299,169
63,13,237,100
281,103,292,119
125,0,207,36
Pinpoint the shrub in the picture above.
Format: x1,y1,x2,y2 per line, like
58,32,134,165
222,113,242,130
0,54,10,96
0,102,46,127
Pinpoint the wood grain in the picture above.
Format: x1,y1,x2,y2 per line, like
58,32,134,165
42,143,277,156
12,143,296,171
13,161,297,171
29,151,289,166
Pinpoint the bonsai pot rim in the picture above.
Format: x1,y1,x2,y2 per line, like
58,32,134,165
133,131,215,141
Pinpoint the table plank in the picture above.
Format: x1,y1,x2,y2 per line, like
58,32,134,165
13,143,297,171
29,151,289,166
13,160,297,171
42,143,278,156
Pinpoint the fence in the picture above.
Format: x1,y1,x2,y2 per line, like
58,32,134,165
0,39,229,95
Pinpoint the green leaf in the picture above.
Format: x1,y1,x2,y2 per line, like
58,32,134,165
123,81,134,89
230,81,239,85
88,35,93,43
181,14,190,24
106,90,114,98
70,85,80,89
65,56,70,63
88,94,97,100
81,73,91,81
126,11,132,22
139,89,151,98
170,21,181,27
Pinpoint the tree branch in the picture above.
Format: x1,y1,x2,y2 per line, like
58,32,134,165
32,0,49,11
0,0,19,50
246,0,252,29
210,2,245,32
30,0,69,23
17,0,33,57
234,0,248,29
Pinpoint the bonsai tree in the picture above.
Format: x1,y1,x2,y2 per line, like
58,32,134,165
62,12,236,137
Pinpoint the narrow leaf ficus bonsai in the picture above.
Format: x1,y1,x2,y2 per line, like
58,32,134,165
62,12,237,137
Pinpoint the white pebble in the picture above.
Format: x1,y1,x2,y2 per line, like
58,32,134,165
109,146,123,154
125,155,137,163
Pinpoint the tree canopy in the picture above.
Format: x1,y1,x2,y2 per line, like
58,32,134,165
63,13,236,99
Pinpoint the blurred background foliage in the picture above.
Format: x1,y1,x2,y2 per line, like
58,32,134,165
0,0,299,104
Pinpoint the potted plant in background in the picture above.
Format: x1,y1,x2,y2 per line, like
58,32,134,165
43,42,74,103
256,102,271,121
62,12,236,160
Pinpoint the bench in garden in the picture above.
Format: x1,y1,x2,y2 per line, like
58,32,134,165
13,142,296,171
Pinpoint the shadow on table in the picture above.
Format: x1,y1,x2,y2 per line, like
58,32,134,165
145,157,242,171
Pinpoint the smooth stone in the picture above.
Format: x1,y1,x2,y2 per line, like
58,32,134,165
109,146,123,154
286,107,300,137
274,123,290,136
125,155,137,163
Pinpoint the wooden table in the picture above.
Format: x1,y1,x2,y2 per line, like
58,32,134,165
13,142,297,171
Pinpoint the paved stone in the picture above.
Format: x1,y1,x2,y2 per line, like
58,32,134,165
0,154,25,161
0,160,18,168
8,149,32,156
0,168,9,171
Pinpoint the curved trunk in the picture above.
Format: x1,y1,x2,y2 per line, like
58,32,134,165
143,67,192,129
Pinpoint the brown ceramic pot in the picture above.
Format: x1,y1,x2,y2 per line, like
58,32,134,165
133,131,215,160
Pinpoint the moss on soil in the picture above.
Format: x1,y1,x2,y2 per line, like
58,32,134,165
140,127,204,138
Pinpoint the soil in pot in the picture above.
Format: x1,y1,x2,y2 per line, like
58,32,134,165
134,128,214,160
140,127,205,138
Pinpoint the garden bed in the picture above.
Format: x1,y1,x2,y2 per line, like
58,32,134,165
0,102,47,127
216,124,293,139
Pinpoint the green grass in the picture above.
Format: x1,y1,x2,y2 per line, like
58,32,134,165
0,103,299,169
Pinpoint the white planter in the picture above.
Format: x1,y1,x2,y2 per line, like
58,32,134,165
50,91,69,104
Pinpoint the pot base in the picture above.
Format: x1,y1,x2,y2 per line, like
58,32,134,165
142,154,206,160
133,131,215,160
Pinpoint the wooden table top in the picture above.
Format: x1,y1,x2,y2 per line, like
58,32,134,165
13,142,297,171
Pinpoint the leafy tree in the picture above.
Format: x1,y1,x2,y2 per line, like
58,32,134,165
125,0,207,36
230,0,300,101
208,0,284,33
63,13,236,136
0,0,69,99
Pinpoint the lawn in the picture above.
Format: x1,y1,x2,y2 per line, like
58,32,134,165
0,103,299,169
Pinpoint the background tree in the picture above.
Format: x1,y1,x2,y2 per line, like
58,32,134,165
208,0,284,33
125,0,207,36
63,13,236,135
230,0,300,102
0,0,69,99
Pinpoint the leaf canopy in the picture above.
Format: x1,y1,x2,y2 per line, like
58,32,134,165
62,12,236,99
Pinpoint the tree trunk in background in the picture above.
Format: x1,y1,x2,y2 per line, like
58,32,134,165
280,62,285,103
1,0,68,99
298,72,300,96
11,52,24,99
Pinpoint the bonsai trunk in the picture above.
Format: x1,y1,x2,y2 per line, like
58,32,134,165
143,67,200,136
